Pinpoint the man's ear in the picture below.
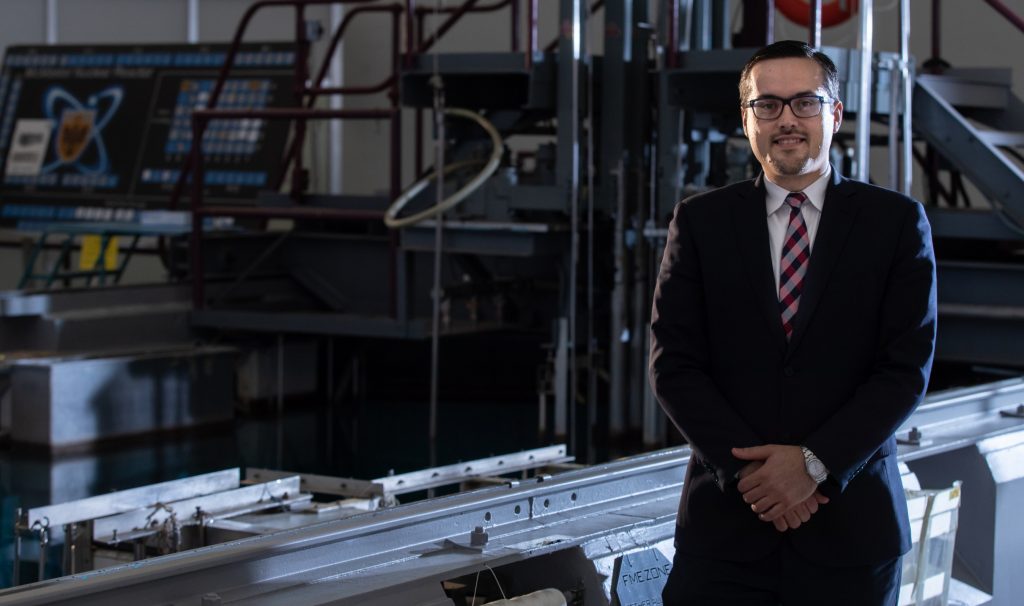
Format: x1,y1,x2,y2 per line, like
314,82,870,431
832,100,844,133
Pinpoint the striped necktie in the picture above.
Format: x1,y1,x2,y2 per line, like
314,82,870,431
779,192,810,340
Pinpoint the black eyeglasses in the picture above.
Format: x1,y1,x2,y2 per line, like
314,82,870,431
746,95,832,120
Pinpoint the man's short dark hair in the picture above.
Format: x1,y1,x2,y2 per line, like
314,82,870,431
738,40,840,105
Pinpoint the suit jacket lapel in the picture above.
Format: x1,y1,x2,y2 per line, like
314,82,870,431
733,175,788,349
786,170,860,357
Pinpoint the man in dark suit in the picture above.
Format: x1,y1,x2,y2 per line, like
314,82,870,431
649,40,937,605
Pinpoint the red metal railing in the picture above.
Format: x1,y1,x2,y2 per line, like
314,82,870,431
931,0,1023,66
983,0,1024,34
184,0,532,313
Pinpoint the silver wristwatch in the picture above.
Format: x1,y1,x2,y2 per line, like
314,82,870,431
801,446,829,484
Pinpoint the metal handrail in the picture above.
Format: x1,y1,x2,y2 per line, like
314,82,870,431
983,0,1024,34
182,0,529,313
169,0,382,210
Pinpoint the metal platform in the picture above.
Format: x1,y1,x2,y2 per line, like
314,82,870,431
9,445,574,587
2,379,1023,605
8,346,237,449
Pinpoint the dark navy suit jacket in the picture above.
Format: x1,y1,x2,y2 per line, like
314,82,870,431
649,168,937,566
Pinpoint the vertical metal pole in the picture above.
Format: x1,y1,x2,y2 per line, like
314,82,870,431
45,0,58,43
554,317,569,439
527,0,538,69
191,117,205,310
406,0,417,68
277,333,284,469
62,524,72,576
888,57,900,191
693,0,711,51
899,0,913,195
809,0,822,48
13,510,22,586
329,4,345,194
291,4,308,200
931,0,941,61
389,12,403,318
511,0,520,52
415,12,425,176
855,0,874,183
428,1,445,471
538,390,547,436
37,526,48,582
609,160,626,442
630,171,647,433
666,0,679,68
711,0,730,49
187,0,200,43
326,337,335,461
586,50,596,463
37,0,59,302
642,325,664,447
557,0,584,456
429,104,444,470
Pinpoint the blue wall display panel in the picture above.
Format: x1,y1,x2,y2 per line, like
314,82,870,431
0,43,296,210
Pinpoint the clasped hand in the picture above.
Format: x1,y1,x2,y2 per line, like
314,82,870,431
732,445,829,532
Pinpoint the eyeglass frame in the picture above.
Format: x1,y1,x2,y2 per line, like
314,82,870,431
744,94,834,120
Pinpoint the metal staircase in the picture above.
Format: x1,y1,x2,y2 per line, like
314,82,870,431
913,65,1024,367
914,68,1024,226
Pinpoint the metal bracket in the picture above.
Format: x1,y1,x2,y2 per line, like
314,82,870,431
1000,404,1024,419
897,426,933,447
412,525,490,556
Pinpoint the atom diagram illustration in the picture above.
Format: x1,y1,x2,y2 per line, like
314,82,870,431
41,85,123,175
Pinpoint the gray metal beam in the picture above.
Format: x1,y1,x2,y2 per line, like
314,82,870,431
247,445,573,499
5,379,1024,605
0,449,688,606
914,76,1024,226
20,470,240,531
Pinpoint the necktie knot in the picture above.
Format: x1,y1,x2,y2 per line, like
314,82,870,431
785,192,807,210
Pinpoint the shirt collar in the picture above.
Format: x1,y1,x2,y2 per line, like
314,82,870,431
764,167,831,216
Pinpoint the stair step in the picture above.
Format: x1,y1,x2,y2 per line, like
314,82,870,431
914,77,1024,226
0,301,194,352
917,74,1011,109
977,130,1024,147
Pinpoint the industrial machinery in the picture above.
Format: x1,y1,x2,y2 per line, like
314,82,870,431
1,0,1024,603
3,379,1023,604
0,0,1021,453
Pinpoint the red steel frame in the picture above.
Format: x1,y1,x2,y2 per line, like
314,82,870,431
184,0,538,313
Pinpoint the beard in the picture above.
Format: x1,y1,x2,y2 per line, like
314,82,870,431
767,152,812,176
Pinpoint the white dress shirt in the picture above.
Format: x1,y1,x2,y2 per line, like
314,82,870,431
765,168,831,293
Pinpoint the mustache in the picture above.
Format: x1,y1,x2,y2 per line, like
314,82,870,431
771,130,807,141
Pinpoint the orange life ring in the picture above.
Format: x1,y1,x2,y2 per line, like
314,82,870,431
776,0,859,28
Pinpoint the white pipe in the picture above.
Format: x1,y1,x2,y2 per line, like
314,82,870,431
483,588,567,606
329,4,344,194
46,0,58,44
855,0,874,183
900,0,913,195
187,0,200,43
384,108,503,228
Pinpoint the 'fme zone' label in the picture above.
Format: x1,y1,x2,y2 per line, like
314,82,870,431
613,548,672,606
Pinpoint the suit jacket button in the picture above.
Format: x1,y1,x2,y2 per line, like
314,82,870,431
783,366,795,377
